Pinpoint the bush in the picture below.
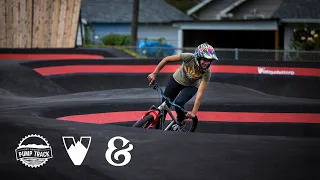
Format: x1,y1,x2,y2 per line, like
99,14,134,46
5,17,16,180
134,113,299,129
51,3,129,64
291,24,320,51
84,44,147,59
101,34,131,46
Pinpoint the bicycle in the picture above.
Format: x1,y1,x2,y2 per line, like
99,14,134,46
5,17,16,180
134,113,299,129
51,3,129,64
132,82,198,132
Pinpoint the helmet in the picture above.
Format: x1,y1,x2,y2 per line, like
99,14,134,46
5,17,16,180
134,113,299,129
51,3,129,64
193,42,218,69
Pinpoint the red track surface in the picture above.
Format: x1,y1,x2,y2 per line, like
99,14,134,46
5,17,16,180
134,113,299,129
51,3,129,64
56,111,320,124
0,54,104,60
34,65,320,76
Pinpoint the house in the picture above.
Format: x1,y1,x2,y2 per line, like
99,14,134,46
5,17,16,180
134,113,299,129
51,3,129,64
77,0,320,55
272,0,320,50
177,0,320,51
77,0,193,48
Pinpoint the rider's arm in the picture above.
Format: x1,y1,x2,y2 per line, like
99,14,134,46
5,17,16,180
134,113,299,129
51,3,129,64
191,80,208,115
191,70,211,115
152,54,181,75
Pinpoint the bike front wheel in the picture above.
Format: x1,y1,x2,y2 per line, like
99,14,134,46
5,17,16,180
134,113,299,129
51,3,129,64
132,115,154,128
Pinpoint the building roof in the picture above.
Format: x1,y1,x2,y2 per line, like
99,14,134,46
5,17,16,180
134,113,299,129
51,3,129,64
187,0,320,21
187,0,212,15
187,0,248,17
272,0,320,19
81,0,193,23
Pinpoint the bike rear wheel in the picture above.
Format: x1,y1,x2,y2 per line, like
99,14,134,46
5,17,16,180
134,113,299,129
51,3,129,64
175,116,198,132
133,115,154,128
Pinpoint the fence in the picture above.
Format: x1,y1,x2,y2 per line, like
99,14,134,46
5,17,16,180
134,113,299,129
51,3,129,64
132,46,320,62
0,0,81,48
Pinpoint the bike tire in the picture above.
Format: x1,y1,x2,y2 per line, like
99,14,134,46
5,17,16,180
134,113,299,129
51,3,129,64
132,115,154,128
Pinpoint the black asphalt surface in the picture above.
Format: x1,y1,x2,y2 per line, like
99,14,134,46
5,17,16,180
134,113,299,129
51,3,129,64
1,61,320,180
1,115,320,180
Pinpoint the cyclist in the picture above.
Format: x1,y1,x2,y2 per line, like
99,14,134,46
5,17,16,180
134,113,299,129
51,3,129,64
147,42,218,131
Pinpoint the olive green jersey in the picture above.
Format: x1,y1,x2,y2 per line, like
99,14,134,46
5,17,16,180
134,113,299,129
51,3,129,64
172,53,211,88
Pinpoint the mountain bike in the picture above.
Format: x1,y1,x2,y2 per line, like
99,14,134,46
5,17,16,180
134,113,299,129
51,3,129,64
132,82,198,132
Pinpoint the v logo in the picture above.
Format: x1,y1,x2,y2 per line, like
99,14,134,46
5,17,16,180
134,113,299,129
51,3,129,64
62,136,91,166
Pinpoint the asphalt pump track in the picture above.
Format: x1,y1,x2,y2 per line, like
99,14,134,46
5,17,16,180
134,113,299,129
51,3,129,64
0,61,320,180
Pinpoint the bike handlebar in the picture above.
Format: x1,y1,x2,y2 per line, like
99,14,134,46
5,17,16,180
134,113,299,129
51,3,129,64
152,82,188,114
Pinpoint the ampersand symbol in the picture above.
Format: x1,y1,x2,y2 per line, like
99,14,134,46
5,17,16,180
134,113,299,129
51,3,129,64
105,136,133,166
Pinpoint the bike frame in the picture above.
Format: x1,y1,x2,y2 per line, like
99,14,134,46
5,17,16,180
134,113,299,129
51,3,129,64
143,82,187,131
157,100,180,131
142,101,179,131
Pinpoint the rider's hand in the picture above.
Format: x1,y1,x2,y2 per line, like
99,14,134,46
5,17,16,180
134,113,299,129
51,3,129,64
186,112,196,119
147,73,156,86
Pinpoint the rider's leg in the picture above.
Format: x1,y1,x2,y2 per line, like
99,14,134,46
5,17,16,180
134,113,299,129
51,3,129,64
162,76,184,120
174,86,198,124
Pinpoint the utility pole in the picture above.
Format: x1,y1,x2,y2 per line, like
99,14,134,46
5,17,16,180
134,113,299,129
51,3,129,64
131,0,139,47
